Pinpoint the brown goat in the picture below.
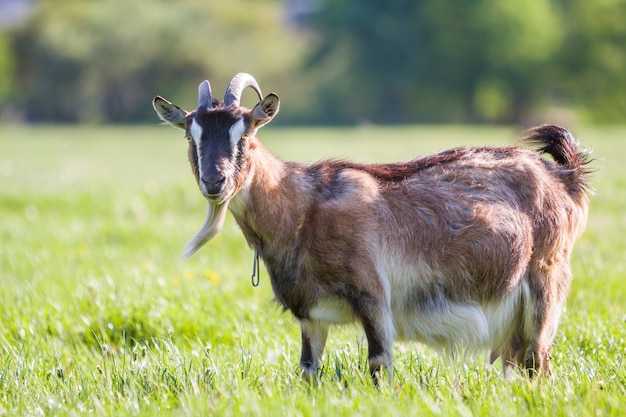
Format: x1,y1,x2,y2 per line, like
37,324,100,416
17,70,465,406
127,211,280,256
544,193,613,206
152,73,591,381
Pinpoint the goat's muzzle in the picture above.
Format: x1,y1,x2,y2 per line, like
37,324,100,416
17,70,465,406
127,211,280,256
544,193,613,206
200,173,227,199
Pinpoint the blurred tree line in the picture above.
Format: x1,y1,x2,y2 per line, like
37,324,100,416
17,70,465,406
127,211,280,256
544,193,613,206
0,0,624,124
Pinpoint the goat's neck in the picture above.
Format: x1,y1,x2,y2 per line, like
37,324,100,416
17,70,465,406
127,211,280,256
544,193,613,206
229,141,310,250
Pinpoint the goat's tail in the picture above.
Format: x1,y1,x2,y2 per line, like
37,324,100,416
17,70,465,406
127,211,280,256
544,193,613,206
521,124,593,197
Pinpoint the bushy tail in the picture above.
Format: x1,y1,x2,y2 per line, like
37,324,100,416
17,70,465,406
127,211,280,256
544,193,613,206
521,124,593,197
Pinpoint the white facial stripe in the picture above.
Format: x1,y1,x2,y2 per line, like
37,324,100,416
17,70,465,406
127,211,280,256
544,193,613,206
190,119,203,145
228,118,245,151
190,119,204,179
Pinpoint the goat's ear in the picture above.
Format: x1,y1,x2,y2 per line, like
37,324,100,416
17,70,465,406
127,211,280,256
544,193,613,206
250,93,280,130
152,96,188,130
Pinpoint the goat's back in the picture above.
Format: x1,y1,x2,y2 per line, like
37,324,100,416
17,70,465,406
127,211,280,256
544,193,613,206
303,131,590,305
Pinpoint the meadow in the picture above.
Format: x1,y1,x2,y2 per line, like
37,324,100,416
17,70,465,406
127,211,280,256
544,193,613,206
0,124,624,416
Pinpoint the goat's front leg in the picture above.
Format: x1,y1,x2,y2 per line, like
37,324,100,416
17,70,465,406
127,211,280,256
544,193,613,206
357,301,395,384
299,320,329,382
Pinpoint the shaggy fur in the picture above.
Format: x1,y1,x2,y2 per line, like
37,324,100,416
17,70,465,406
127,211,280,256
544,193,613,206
153,74,592,381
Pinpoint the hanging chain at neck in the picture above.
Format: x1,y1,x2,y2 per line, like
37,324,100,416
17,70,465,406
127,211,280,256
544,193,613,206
251,249,260,287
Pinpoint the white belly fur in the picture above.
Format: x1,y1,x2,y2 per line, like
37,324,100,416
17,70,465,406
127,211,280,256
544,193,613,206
308,283,528,355
393,283,528,354
309,296,357,324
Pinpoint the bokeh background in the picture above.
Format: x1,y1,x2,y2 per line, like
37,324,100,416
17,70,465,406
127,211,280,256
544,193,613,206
0,0,625,126
1,2,626,415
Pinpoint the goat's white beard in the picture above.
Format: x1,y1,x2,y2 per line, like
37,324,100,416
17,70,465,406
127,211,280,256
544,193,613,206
181,200,230,259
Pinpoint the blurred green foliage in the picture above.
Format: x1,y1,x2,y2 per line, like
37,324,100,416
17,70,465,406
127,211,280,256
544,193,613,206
1,0,625,124
306,0,626,124
4,0,305,123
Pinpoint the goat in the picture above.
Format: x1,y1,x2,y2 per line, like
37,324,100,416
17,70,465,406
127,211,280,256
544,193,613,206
152,73,591,381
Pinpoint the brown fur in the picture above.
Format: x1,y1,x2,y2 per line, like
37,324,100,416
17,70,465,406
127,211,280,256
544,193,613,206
153,78,591,382
228,126,591,380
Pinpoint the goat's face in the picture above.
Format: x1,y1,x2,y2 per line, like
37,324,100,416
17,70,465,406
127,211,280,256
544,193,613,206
152,73,280,203
185,107,250,202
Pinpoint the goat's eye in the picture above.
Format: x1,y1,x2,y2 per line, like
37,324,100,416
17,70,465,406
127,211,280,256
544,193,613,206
241,134,249,140
186,136,193,143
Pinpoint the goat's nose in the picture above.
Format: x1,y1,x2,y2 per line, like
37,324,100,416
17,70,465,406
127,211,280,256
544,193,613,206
201,174,226,195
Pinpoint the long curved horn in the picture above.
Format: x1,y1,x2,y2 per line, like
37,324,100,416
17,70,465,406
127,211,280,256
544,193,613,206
198,80,212,109
223,73,262,107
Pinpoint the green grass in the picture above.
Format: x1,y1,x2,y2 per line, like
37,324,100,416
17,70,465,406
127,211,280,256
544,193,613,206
1,124,625,416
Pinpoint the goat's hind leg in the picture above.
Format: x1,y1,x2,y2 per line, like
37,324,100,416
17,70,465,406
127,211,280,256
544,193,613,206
299,320,329,382
523,265,572,378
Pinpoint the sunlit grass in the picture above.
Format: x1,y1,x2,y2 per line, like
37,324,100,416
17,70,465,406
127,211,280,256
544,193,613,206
0,124,624,416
